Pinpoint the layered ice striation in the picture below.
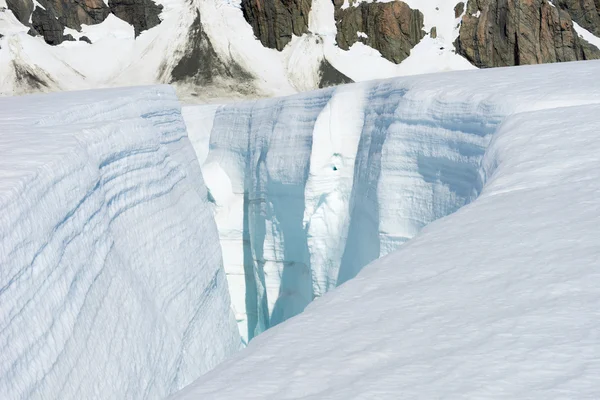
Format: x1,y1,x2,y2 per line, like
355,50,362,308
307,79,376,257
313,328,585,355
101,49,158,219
0,87,241,400
186,76,504,342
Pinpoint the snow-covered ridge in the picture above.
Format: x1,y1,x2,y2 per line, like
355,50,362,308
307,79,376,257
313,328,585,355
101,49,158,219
184,60,600,343
173,60,600,400
0,86,240,400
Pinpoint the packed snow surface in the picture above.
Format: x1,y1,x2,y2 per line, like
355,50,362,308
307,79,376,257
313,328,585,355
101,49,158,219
0,86,241,400
173,60,600,398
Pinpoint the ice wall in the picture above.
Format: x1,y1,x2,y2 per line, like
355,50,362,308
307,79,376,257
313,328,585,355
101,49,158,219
0,87,241,400
187,75,505,342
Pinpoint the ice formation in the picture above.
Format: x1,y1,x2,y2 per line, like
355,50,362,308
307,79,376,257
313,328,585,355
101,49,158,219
0,86,241,400
185,60,600,342
173,60,600,400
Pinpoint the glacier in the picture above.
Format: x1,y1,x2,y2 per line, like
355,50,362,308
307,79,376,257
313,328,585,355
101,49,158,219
0,86,240,400
173,61,600,399
184,60,600,342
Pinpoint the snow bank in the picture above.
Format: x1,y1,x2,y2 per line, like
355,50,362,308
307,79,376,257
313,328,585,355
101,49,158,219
173,61,600,399
0,86,240,400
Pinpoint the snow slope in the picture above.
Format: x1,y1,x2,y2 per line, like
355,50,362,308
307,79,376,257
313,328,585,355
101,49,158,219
173,60,600,398
0,86,241,400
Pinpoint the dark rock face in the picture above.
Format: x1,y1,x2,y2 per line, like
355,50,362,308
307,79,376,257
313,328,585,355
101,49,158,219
31,6,69,45
109,0,163,37
318,58,353,88
6,0,34,26
455,0,600,68
241,0,311,50
555,0,600,37
335,1,425,64
79,35,92,43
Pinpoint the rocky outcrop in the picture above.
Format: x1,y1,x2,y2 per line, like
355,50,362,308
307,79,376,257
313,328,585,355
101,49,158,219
334,1,425,64
241,0,311,50
108,0,163,37
6,0,34,26
455,0,600,68
31,7,70,45
318,58,353,88
6,0,162,45
555,0,600,37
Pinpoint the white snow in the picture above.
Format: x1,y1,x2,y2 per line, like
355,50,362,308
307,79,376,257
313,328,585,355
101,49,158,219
573,21,600,50
173,60,600,398
0,86,241,400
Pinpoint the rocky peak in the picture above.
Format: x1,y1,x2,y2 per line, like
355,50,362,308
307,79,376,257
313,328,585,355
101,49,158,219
455,0,600,68
334,1,425,64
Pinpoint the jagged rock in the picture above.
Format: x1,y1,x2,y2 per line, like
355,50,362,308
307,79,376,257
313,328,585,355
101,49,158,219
108,0,163,37
79,35,91,43
37,0,109,29
335,1,425,64
171,11,252,85
318,58,353,88
31,6,66,44
6,0,34,26
7,0,162,43
241,0,311,50
454,2,465,18
430,26,437,38
555,0,600,37
455,0,600,68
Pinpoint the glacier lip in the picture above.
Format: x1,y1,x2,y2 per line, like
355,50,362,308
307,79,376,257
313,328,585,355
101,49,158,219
0,86,240,400
173,61,600,399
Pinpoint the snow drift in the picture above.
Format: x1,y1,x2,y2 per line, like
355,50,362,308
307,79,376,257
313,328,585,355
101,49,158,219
0,86,240,400
173,60,600,399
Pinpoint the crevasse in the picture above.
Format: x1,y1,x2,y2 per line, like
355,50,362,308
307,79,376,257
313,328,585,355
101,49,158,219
186,79,502,342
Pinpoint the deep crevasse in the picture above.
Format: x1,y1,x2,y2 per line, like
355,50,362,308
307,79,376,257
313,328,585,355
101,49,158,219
0,86,241,400
185,76,504,342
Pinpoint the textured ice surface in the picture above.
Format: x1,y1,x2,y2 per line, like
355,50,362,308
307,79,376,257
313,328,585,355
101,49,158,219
173,61,600,400
185,61,600,342
0,86,241,400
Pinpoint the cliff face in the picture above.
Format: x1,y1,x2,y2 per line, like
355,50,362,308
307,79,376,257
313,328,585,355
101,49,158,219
240,0,311,50
556,0,600,36
455,0,600,68
334,0,425,64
